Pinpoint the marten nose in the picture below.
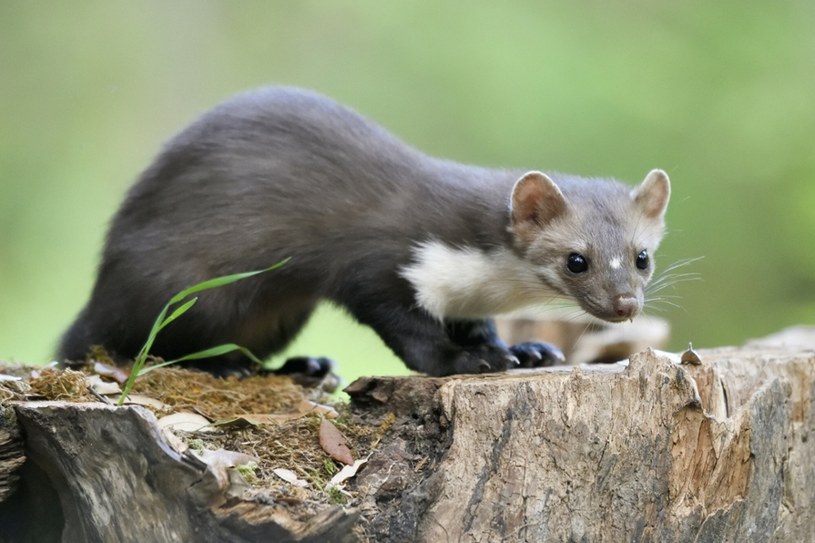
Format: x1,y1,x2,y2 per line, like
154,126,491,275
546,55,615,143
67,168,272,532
613,295,640,319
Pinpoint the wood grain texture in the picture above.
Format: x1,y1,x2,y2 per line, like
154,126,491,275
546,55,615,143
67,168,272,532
351,329,815,542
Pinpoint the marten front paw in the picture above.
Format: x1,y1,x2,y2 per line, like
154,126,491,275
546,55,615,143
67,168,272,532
451,345,520,375
509,342,566,367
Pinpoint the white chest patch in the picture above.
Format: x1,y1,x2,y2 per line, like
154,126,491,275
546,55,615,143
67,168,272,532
399,241,560,320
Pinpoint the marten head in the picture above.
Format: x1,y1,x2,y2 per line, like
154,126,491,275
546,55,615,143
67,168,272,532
510,169,670,322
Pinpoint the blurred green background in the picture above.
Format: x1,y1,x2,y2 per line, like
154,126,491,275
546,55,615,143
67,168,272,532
1,2,813,385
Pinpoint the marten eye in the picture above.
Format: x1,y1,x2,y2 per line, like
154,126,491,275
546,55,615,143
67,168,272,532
636,249,649,270
567,253,589,273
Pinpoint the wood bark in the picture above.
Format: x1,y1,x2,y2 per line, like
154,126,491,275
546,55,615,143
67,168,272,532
2,326,815,542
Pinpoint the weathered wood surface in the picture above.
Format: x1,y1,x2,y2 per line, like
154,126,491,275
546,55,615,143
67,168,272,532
0,411,25,506
3,401,355,543
2,326,814,542
349,331,815,542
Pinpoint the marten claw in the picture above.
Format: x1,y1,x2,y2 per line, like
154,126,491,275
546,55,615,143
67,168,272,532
509,342,566,367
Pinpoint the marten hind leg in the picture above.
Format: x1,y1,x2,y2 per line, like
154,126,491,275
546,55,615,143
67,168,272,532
244,300,339,387
250,301,337,385
182,300,318,377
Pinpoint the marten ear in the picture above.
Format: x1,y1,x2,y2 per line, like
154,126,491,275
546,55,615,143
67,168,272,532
510,171,567,228
632,169,670,221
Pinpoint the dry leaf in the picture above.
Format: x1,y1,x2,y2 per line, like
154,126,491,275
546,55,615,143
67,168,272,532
215,413,303,428
298,399,339,419
84,374,121,395
273,468,309,488
216,400,337,427
122,394,171,411
157,412,214,433
193,448,258,469
327,458,368,489
680,343,702,365
319,418,354,465
93,362,130,384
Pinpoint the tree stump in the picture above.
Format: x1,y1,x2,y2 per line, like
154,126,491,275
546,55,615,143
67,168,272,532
2,326,814,542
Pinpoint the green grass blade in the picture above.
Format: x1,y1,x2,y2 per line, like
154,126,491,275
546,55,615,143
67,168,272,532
158,297,198,331
167,260,290,306
138,343,263,375
116,258,288,405
137,302,170,360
